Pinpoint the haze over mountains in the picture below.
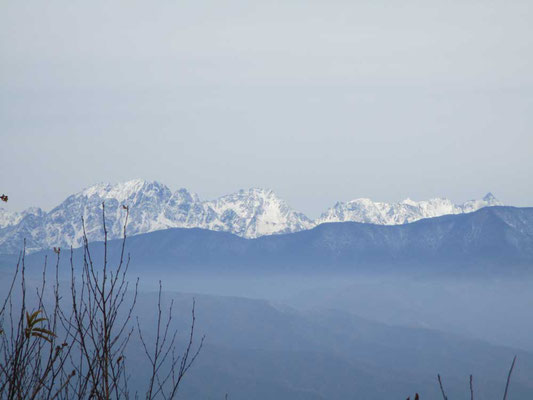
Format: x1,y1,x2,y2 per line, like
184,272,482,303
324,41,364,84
133,291,533,400
18,205,531,278
1,180,532,399
0,179,504,254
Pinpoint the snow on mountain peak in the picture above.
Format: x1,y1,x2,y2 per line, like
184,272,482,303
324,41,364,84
79,179,171,203
0,207,44,230
318,194,503,226
205,187,313,238
0,208,20,229
0,180,505,254
401,198,417,206
0,181,315,253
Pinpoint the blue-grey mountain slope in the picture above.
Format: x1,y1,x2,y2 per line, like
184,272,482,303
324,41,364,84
130,291,533,399
15,206,533,275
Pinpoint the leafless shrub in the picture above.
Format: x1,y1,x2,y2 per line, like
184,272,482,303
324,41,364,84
0,202,203,399
0,245,74,399
433,356,517,400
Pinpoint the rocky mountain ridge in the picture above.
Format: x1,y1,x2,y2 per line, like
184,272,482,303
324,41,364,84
317,192,501,225
0,179,502,254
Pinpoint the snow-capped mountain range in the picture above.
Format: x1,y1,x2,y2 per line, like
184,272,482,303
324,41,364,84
0,179,502,254
316,193,502,225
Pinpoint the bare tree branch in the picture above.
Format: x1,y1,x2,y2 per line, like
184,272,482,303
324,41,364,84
437,374,448,400
503,355,517,400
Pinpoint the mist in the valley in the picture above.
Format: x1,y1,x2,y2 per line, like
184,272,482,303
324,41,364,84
3,250,533,399
131,271,533,353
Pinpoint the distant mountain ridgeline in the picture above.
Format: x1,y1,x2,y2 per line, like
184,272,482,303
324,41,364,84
14,206,533,275
131,291,533,400
0,179,502,254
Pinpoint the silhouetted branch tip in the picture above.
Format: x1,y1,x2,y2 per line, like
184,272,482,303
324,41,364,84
503,355,517,400
437,374,448,400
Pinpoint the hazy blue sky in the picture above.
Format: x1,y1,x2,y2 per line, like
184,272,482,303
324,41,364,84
1,0,532,217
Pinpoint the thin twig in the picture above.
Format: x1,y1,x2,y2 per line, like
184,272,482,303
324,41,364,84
437,374,448,400
503,355,517,400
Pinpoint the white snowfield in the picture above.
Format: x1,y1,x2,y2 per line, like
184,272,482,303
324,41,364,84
0,179,502,253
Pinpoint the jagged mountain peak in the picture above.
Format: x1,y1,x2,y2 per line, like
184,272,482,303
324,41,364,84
209,187,292,214
483,192,500,204
78,179,171,203
318,194,503,226
170,187,200,203
346,197,374,205
0,181,506,254
0,181,314,253
205,187,312,238
400,198,417,206
223,187,277,199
